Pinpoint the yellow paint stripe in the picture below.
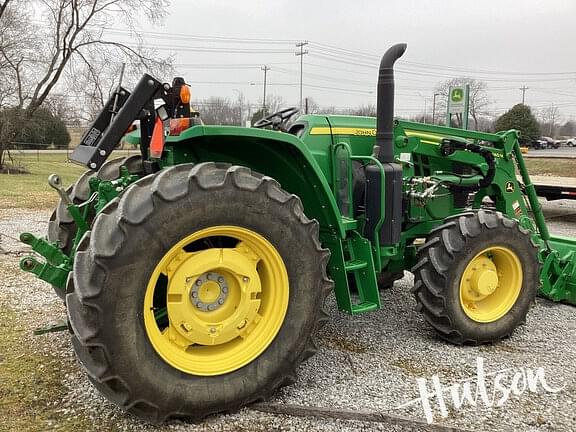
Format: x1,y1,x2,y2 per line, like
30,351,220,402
308,127,448,147
404,130,443,143
309,127,332,135
309,127,376,136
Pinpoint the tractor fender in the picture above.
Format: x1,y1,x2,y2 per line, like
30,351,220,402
165,125,345,238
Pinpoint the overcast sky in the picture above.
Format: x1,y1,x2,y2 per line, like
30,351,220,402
131,0,576,121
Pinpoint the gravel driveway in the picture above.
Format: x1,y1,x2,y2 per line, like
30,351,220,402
1,200,575,432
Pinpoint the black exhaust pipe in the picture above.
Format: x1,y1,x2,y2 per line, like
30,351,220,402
376,43,407,163
364,43,407,246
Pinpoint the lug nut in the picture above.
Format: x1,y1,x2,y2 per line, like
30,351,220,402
218,277,224,283
196,280,202,286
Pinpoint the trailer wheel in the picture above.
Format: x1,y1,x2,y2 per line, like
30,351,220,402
412,210,539,345
66,163,332,423
47,155,143,299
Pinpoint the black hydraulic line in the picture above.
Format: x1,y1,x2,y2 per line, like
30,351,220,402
439,138,496,192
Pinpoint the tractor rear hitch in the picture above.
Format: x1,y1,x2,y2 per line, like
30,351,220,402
19,253,69,292
49,174,90,233
19,233,71,292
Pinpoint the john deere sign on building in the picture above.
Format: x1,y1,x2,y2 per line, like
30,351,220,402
447,85,470,129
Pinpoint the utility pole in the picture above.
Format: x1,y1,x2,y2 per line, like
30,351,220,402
550,103,556,136
232,89,243,126
295,41,309,110
432,93,440,125
520,85,529,104
261,65,270,116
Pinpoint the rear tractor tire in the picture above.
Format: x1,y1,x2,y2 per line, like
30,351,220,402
412,210,539,345
47,155,143,299
66,163,332,422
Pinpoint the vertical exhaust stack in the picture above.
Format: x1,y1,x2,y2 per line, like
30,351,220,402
363,43,407,246
375,43,407,163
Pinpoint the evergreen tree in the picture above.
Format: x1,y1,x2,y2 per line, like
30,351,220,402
494,104,540,145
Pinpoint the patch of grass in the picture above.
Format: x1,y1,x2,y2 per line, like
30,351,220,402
390,358,455,379
0,151,135,209
0,306,93,432
525,158,576,178
320,335,368,353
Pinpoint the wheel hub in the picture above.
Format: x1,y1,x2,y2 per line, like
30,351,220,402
190,272,229,311
461,256,500,302
459,246,522,323
166,248,262,346
472,269,499,296
143,225,290,376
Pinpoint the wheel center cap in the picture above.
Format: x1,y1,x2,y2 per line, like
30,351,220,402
473,269,499,296
189,272,229,311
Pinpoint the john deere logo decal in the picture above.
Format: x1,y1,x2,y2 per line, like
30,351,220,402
505,181,515,193
451,88,464,102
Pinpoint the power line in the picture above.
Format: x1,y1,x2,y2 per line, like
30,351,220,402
32,20,576,79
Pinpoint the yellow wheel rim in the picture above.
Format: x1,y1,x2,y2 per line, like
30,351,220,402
459,246,522,323
143,226,289,376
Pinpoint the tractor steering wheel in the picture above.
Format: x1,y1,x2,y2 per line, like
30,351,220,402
253,107,300,131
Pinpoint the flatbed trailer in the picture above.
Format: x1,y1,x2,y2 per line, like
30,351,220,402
521,175,576,200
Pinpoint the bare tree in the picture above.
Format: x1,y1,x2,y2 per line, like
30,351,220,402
0,1,34,108
66,48,173,123
349,104,376,117
0,0,172,168
198,97,240,126
539,105,562,137
261,94,287,114
434,78,490,130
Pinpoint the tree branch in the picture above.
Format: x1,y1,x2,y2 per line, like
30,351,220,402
0,0,12,20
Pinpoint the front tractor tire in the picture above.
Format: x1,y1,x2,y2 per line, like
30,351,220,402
412,210,539,345
66,163,332,422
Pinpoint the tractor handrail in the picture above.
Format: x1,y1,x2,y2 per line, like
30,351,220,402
351,154,386,270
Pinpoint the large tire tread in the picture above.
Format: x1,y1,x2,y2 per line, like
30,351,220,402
66,162,332,423
411,209,539,345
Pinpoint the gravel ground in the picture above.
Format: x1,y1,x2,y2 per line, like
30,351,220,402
1,200,575,432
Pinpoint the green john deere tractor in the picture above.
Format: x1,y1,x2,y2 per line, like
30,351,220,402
19,43,576,422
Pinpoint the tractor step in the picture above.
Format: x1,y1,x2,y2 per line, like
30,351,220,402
323,230,381,315
345,259,367,271
351,301,380,314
